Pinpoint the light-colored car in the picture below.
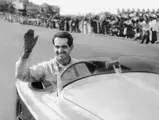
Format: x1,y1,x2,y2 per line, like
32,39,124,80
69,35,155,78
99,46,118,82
16,56,159,120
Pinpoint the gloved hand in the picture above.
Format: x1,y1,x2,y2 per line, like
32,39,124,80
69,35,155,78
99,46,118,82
23,29,38,53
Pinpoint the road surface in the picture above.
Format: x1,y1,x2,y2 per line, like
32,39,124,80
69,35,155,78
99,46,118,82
0,20,159,120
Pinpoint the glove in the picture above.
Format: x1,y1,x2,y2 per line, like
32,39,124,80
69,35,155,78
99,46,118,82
23,29,38,53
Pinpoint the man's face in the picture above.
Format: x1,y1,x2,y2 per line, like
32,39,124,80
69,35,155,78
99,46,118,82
53,37,73,61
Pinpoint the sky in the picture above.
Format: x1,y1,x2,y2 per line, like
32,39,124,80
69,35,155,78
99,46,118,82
29,0,158,15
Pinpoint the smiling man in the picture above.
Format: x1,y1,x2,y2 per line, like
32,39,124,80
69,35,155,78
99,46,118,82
15,29,77,84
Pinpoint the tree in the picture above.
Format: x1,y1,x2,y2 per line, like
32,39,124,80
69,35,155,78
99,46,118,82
40,8,44,13
8,3,15,13
40,3,60,15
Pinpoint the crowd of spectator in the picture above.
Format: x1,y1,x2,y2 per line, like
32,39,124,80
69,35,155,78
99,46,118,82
0,10,159,44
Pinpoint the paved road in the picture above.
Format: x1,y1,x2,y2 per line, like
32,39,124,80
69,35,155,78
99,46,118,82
0,20,159,120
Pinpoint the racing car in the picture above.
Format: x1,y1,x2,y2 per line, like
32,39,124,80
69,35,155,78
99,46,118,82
16,56,159,120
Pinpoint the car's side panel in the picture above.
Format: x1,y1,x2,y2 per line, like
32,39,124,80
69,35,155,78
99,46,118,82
16,93,36,120
42,94,102,120
16,79,64,120
57,97,102,120
62,73,159,120
16,79,102,120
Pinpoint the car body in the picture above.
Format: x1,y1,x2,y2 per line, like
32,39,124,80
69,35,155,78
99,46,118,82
16,56,159,120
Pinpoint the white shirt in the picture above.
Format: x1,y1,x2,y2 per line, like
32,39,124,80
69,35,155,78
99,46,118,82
15,56,78,83
141,21,149,31
149,19,157,31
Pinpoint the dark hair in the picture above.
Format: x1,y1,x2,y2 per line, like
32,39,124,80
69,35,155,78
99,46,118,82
52,31,73,47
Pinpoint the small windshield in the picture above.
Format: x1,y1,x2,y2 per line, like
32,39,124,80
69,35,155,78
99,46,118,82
60,60,128,88
58,56,159,93
60,61,101,87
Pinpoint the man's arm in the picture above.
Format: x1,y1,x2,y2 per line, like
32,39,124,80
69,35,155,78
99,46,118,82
15,51,31,81
15,29,38,81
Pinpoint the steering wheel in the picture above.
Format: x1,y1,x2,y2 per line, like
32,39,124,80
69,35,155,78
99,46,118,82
85,61,100,74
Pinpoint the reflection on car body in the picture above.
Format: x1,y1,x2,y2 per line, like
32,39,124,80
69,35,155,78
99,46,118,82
16,56,159,120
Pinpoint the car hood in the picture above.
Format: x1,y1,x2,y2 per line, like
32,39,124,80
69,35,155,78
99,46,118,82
63,73,159,120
